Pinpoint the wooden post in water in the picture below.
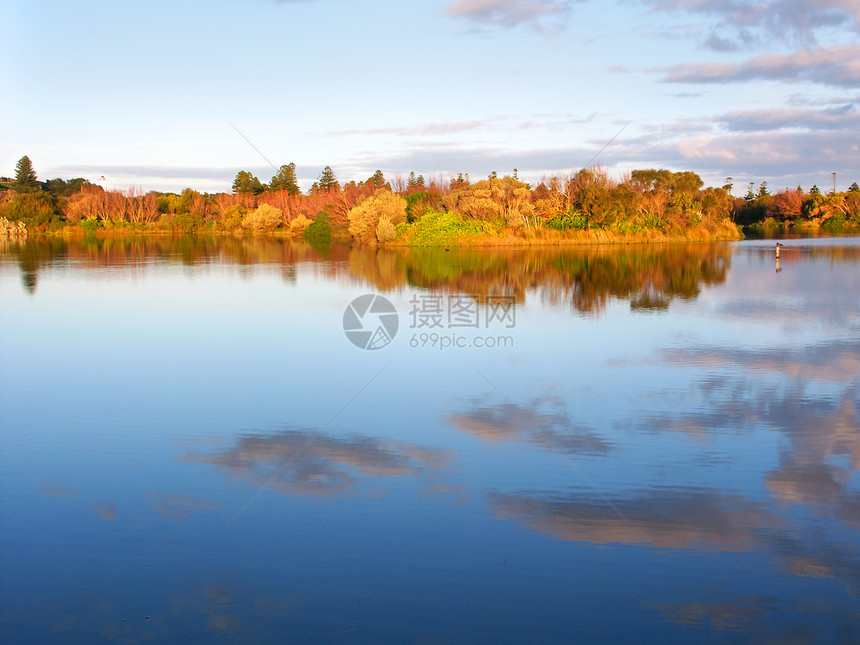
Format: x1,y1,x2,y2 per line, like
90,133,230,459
776,242,783,273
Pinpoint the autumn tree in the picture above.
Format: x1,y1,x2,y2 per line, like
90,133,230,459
446,175,534,229
766,188,803,221
671,171,704,196
630,169,673,193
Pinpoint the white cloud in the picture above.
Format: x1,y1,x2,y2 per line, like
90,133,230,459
659,44,860,87
645,0,859,49
444,0,573,28
717,104,860,131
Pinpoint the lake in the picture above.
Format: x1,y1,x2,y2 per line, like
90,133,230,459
1,235,859,643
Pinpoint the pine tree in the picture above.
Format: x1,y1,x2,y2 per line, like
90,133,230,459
367,170,386,190
406,172,425,192
14,155,38,192
270,163,300,195
232,170,264,195
848,182,859,193
316,166,340,193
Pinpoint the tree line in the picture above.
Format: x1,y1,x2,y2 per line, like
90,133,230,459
2,155,858,244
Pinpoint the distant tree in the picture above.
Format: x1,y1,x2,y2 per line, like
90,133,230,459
450,173,470,190
313,166,339,193
406,172,425,192
232,170,264,195
849,182,860,193
757,181,770,198
42,177,97,197
670,171,704,195
630,168,673,193
810,184,821,196
14,156,38,192
270,163,300,195
366,170,387,190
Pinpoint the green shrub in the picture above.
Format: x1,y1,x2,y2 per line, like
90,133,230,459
545,208,588,231
821,214,847,231
80,217,101,232
404,190,438,222
409,210,493,246
0,192,59,227
303,212,332,246
172,212,198,233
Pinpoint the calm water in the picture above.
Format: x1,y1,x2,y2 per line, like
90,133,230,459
1,236,859,643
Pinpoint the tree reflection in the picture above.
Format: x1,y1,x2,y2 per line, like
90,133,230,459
2,237,735,313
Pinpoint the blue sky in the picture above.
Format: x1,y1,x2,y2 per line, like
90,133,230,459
4,0,859,193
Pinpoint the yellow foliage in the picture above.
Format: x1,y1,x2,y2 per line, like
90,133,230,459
347,190,407,242
243,203,282,231
376,215,397,243
444,176,534,228
289,214,312,235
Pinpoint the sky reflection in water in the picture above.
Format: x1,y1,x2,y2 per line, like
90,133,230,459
1,236,858,643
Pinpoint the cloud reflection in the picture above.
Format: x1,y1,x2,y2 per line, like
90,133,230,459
663,339,860,384
446,399,610,456
147,491,220,519
489,487,782,550
187,428,451,498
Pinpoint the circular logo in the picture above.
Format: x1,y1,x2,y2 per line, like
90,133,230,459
343,294,399,350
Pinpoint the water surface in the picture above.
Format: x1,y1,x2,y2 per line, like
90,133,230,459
1,236,858,643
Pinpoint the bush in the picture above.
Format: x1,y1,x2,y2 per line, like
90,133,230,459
545,208,589,230
347,190,407,242
172,212,198,233
447,176,533,228
303,212,332,246
219,204,246,230
0,192,59,227
289,214,312,235
80,217,101,232
243,203,282,232
404,190,439,222
408,210,494,246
